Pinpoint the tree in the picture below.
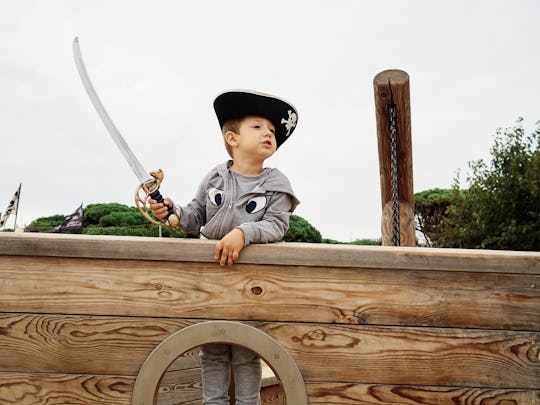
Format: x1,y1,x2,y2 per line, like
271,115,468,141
414,188,456,246
438,119,540,251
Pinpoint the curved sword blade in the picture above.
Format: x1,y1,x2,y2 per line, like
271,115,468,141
72,37,152,184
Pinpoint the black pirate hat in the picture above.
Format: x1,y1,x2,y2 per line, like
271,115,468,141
213,90,298,148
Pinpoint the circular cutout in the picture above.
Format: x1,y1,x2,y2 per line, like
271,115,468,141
132,321,307,405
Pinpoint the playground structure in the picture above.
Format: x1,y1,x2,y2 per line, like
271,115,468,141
1,69,539,404
0,232,539,404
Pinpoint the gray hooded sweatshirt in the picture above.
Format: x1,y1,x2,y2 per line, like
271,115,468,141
174,161,299,246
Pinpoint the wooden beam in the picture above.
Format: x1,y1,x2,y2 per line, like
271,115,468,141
2,233,538,274
374,69,415,246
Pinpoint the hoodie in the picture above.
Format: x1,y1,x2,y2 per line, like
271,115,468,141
174,161,299,246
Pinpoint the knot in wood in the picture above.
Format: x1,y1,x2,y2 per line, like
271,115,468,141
251,286,263,296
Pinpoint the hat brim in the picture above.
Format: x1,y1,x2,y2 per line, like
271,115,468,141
214,90,298,148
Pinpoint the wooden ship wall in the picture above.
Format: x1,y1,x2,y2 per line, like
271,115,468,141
0,232,539,404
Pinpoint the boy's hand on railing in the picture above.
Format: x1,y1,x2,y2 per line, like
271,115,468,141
215,228,245,266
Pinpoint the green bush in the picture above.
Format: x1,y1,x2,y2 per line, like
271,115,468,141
84,203,139,225
26,214,66,233
284,214,322,243
98,210,147,227
27,203,324,243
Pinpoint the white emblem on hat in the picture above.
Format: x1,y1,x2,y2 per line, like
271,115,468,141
281,110,297,137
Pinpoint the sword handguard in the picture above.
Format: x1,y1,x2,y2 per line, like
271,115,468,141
135,169,180,229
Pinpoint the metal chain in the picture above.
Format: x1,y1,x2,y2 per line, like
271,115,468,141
388,81,400,246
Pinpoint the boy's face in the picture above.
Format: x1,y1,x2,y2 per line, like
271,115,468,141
228,116,277,161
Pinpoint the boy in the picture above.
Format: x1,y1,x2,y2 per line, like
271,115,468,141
150,90,299,404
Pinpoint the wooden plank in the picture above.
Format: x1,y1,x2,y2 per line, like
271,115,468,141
0,372,133,404
2,233,539,274
1,315,538,389
1,256,538,330
265,323,540,389
1,373,536,405
306,382,540,404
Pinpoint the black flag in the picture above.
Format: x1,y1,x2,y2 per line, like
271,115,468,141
0,183,21,229
53,203,84,232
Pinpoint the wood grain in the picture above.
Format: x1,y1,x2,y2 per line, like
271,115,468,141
381,201,415,247
1,256,538,330
165,348,201,372
1,315,538,389
0,372,133,404
158,367,202,404
264,323,540,389
0,373,536,405
0,314,191,375
307,383,540,404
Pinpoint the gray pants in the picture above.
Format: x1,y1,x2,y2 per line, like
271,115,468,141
201,344,261,405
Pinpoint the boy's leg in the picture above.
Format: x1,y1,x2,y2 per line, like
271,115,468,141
201,343,231,405
231,346,261,405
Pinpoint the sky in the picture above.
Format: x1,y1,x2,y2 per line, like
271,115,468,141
1,0,539,241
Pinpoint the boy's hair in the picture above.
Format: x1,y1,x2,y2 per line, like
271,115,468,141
221,117,243,158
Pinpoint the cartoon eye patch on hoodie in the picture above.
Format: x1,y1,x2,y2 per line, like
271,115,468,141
208,187,267,213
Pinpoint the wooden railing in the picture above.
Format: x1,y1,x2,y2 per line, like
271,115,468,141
0,232,539,404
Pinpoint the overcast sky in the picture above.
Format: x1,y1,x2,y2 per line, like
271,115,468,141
1,1,539,241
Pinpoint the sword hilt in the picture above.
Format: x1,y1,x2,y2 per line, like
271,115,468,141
135,170,180,229
148,189,180,227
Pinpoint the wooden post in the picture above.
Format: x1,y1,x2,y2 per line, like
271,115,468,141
373,70,415,246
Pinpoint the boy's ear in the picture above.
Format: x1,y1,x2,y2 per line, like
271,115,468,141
225,130,238,147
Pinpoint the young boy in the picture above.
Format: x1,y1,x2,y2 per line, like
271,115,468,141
150,90,299,404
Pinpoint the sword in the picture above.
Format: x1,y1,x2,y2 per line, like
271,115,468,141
72,37,179,229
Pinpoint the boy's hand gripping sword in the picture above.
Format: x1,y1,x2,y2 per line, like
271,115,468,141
72,37,179,229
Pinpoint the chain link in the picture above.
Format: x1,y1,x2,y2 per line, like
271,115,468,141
388,82,400,246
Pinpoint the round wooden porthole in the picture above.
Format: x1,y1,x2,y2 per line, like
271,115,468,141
132,321,307,405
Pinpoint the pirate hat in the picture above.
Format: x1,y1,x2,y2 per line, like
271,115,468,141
213,90,298,148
